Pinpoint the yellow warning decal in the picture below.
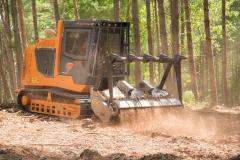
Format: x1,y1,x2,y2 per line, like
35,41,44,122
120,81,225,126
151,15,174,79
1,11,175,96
92,99,98,104
32,77,39,83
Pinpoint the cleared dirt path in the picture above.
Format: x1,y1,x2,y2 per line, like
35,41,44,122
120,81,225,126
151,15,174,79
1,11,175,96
0,104,239,160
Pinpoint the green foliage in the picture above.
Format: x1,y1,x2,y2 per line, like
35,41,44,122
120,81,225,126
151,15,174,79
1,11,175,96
4,98,15,103
17,0,240,106
195,101,210,109
183,90,196,105
183,90,210,108
77,0,114,20
181,66,191,89
128,63,136,86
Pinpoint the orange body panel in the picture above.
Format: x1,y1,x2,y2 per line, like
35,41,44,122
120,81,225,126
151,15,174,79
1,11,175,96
21,20,93,93
29,99,80,118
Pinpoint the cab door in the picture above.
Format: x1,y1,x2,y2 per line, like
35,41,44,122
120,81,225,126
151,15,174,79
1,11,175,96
59,28,93,84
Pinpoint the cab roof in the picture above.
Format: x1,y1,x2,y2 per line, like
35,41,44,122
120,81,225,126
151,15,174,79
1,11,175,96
63,19,129,28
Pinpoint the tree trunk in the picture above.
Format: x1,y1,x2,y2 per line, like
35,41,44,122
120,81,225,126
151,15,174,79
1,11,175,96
184,0,199,100
180,0,185,56
17,0,28,51
2,39,16,95
222,0,229,107
158,0,169,56
0,78,2,103
158,0,173,90
203,0,218,107
32,0,39,42
233,45,239,106
169,0,180,97
132,0,142,85
0,1,17,92
73,0,79,19
53,0,60,27
197,28,206,101
126,0,130,21
154,0,160,55
154,0,161,83
237,46,240,106
146,0,154,84
170,0,179,55
10,0,22,89
1,0,11,38
0,59,12,100
114,0,120,21
0,32,12,100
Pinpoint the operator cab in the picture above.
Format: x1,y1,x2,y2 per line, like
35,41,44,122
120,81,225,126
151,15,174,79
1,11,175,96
59,20,130,86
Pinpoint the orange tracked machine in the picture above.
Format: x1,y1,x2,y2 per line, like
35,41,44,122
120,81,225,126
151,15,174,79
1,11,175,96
16,19,186,123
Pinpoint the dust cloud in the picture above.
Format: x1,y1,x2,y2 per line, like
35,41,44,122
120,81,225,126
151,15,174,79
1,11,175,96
118,107,219,137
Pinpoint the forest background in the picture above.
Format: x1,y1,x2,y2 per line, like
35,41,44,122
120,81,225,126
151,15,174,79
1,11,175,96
0,0,239,108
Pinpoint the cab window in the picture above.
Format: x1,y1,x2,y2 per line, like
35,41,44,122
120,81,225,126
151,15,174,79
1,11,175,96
64,29,91,59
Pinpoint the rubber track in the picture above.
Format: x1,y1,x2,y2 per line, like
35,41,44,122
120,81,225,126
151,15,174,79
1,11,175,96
17,88,94,118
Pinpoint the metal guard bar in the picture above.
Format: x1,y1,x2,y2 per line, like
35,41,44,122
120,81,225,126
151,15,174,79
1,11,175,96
93,53,187,105
111,53,186,64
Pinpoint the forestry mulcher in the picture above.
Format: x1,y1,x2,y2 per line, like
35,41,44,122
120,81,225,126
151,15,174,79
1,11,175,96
15,19,186,123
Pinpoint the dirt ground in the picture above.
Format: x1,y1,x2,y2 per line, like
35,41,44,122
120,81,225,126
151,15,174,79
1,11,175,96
0,103,239,160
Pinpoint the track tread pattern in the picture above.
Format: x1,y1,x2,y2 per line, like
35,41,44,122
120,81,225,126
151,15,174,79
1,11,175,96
17,88,94,118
